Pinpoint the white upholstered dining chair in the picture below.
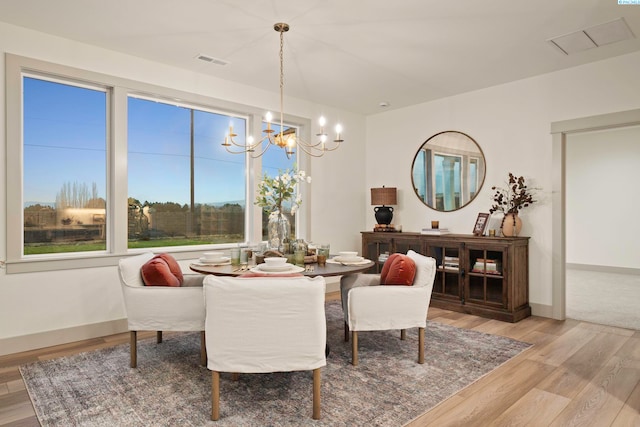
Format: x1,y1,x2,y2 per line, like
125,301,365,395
340,250,437,365
203,274,327,421
118,252,206,368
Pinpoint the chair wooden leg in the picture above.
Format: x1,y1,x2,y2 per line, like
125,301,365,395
312,368,322,420
400,329,406,340
231,373,239,381
351,331,358,366
344,322,349,342
211,371,220,421
130,331,137,368
418,327,425,364
200,331,207,366
156,331,162,344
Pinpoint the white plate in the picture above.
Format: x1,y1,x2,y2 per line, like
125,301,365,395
249,265,305,274
327,258,371,266
256,263,298,272
334,256,364,263
198,257,230,265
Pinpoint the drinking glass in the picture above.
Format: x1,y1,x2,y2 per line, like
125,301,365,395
317,244,330,266
294,249,306,266
230,247,241,266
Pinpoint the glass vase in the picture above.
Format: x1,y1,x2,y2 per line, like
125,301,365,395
267,212,290,252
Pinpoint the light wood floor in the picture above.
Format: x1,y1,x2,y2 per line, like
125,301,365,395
1,292,639,427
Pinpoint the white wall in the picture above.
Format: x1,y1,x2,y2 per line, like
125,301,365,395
366,50,640,310
0,22,366,354
566,126,640,269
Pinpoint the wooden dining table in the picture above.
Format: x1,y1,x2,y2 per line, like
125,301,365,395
189,259,374,277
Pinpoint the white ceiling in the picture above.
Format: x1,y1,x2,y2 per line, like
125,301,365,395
2,0,640,115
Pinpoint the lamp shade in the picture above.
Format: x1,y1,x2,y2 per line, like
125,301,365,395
371,187,397,206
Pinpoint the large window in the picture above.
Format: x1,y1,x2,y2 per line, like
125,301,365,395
22,76,107,255
6,55,312,272
127,97,247,248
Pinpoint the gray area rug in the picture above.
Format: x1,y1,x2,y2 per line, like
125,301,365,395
21,301,531,426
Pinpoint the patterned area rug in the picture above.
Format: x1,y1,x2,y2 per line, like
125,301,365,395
21,301,531,426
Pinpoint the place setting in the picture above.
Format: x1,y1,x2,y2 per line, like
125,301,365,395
326,251,371,266
249,256,305,274
191,251,231,266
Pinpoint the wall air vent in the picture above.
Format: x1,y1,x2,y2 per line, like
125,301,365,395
195,54,229,66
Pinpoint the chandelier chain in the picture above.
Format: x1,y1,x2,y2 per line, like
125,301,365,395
279,27,285,134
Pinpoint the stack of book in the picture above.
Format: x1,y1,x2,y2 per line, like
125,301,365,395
421,227,450,235
374,224,401,232
472,258,502,274
443,256,459,271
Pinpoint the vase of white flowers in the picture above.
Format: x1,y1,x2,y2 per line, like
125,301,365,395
255,167,311,251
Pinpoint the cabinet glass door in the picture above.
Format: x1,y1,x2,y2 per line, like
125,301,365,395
426,244,461,301
364,239,392,273
466,246,506,308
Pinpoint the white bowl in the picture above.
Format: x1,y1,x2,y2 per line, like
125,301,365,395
264,257,287,266
338,251,358,259
203,251,225,261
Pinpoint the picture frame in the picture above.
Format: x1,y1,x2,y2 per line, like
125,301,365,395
472,213,490,236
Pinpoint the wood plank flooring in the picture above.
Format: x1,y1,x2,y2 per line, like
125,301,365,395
1,292,638,427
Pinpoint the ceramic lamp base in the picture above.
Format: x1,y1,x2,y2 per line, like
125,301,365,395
374,206,394,225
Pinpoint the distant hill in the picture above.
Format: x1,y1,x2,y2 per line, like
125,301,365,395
24,201,55,208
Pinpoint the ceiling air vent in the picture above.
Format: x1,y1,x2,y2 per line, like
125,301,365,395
195,54,229,66
547,18,635,55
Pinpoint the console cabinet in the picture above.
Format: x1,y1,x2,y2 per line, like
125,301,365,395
361,232,531,322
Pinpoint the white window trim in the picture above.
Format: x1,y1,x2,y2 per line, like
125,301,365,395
5,54,312,273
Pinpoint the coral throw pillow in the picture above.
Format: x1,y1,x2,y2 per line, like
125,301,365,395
380,253,417,286
141,253,184,287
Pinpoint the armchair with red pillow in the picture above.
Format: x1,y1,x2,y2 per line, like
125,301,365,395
339,250,436,365
118,252,206,368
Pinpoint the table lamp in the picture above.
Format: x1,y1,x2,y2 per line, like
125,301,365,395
370,186,397,225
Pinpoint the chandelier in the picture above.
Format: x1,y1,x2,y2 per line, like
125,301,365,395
222,22,343,159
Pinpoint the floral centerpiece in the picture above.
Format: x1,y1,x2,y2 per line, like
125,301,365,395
255,167,311,250
489,173,537,236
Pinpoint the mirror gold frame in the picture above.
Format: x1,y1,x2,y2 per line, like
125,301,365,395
411,131,486,212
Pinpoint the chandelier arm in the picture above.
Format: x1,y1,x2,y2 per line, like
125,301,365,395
296,142,326,158
320,141,342,152
250,140,273,158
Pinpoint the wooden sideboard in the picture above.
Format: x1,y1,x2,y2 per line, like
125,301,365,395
361,232,531,322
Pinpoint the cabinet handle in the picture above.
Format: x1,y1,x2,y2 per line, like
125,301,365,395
460,268,465,277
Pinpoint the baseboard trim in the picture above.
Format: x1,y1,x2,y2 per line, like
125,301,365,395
566,263,640,275
530,302,554,319
0,318,129,356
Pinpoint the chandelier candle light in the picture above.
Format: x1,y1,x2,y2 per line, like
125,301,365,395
222,23,344,158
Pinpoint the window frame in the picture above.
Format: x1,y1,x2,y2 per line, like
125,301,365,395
5,54,311,273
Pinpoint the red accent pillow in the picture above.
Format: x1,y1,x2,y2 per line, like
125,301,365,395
380,253,416,286
141,254,183,287
155,253,184,284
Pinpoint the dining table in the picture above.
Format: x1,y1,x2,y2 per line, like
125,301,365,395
189,258,374,277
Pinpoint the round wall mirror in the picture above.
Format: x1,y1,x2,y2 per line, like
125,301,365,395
411,131,486,212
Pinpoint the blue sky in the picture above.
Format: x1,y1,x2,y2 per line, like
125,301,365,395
23,77,293,207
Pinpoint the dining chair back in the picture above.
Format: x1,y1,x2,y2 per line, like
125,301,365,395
203,274,327,420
